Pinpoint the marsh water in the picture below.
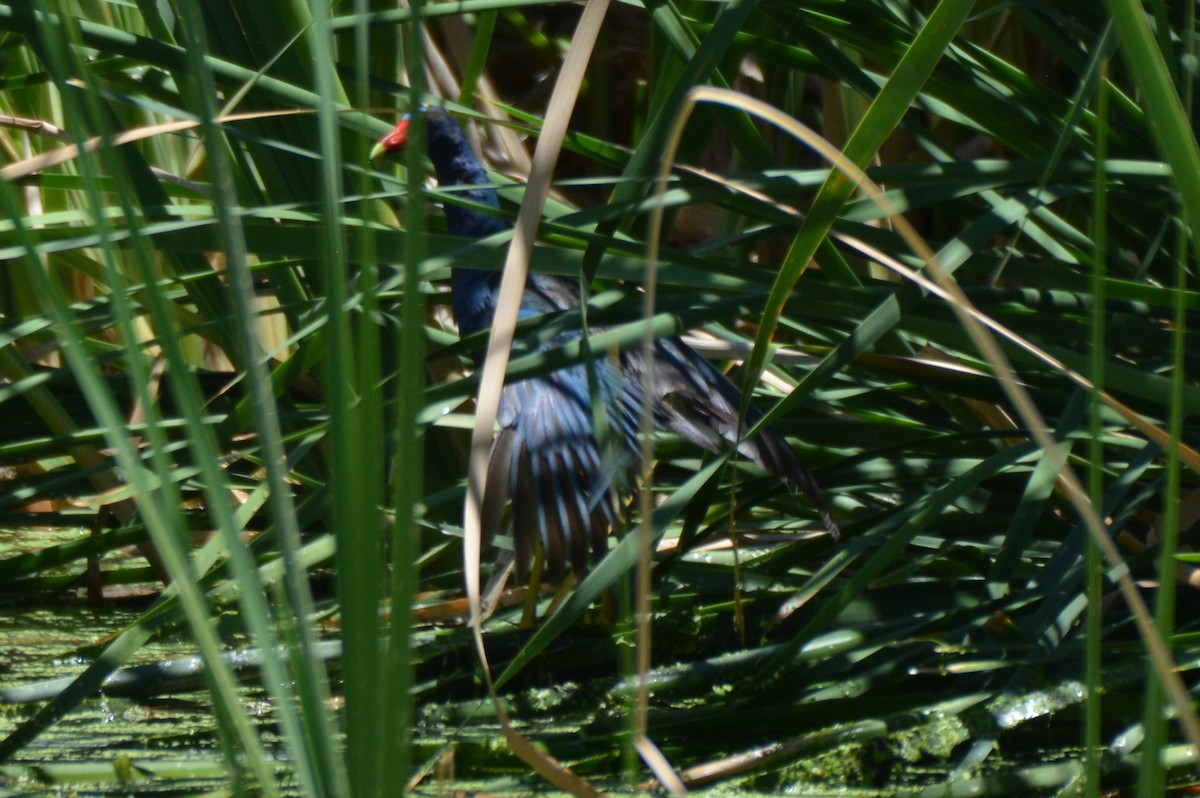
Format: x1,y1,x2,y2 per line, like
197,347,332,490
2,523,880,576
0,522,280,795
0,602,265,794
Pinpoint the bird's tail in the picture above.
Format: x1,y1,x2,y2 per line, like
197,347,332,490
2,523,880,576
734,415,839,541
629,337,840,540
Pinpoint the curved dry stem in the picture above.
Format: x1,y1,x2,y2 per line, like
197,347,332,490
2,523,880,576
0,109,319,182
459,1,616,795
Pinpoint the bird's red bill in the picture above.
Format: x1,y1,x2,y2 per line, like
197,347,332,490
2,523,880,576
374,118,410,156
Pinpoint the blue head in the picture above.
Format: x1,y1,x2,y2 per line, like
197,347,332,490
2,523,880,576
372,109,509,238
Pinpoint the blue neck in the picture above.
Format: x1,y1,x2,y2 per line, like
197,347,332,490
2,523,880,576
423,110,510,241
422,110,514,334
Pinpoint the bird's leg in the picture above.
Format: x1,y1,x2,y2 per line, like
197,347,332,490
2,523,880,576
597,587,616,625
519,540,547,629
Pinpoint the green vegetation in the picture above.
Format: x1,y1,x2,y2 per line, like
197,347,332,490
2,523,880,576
1,0,1199,795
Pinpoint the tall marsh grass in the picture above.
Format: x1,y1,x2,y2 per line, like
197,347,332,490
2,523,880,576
1,1,1198,795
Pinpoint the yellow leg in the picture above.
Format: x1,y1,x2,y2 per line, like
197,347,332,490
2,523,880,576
544,572,576,618
520,541,546,629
